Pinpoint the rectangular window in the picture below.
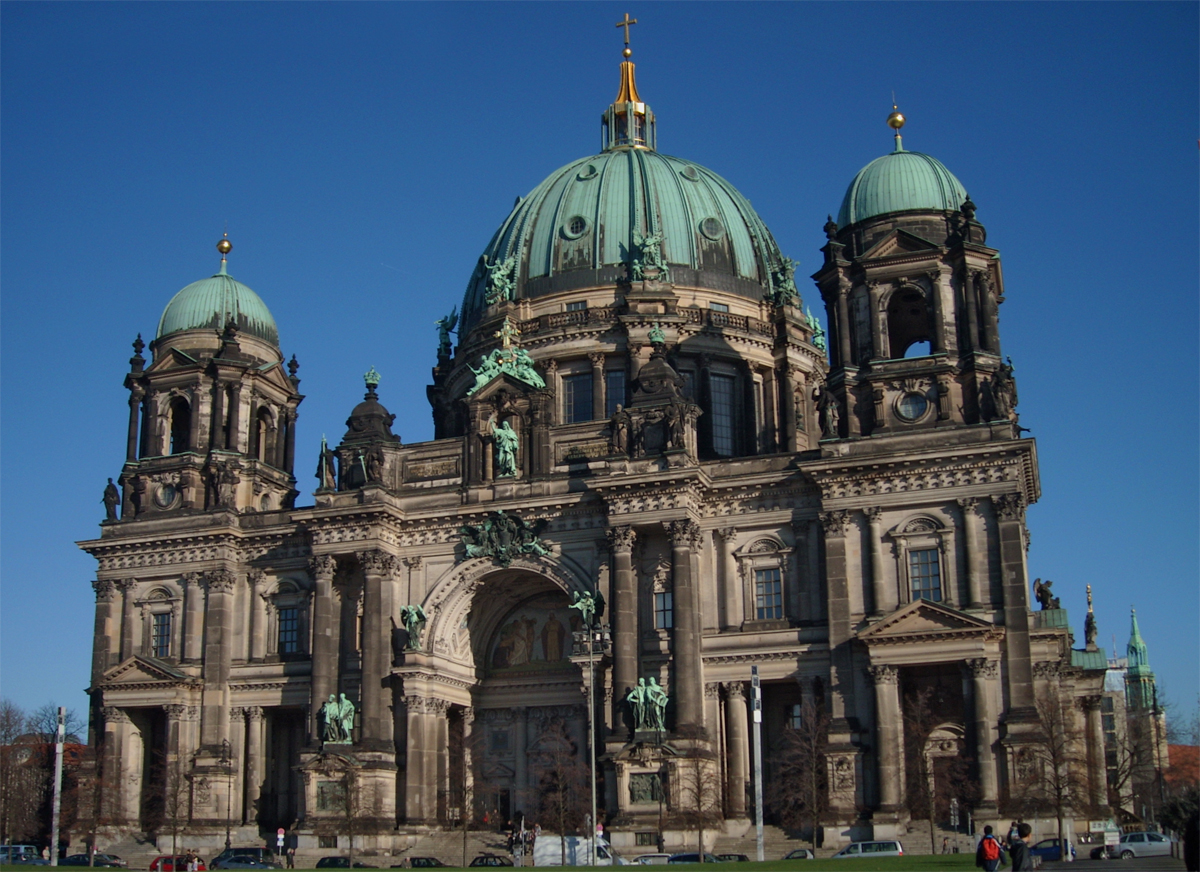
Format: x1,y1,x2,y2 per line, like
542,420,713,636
318,836,337,850
605,369,626,417
566,300,587,312
152,612,171,658
710,374,736,456
562,373,593,424
279,607,300,655
787,703,803,730
755,568,783,620
654,591,673,629
909,548,942,602
635,833,656,847
709,302,730,313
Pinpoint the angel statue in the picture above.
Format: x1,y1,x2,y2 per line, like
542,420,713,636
400,604,428,651
569,590,600,629
1032,578,1060,611
435,307,458,357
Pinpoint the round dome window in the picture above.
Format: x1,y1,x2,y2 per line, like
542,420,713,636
577,164,598,181
563,216,589,239
896,392,929,422
700,217,725,241
681,165,701,182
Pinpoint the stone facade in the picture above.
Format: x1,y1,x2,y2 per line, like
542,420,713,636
79,49,1113,853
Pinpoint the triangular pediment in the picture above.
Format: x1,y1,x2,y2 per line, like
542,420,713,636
481,761,515,780
469,372,539,403
861,228,941,260
101,655,191,686
858,599,996,643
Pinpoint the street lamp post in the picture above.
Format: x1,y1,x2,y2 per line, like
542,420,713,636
571,593,609,869
220,739,233,850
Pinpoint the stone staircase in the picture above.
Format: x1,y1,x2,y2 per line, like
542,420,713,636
710,824,814,860
98,833,165,870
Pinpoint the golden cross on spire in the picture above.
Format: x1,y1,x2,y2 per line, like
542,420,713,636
616,13,637,48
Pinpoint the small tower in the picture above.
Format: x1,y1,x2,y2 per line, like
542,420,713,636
117,236,303,516
1125,608,1159,711
811,108,1014,438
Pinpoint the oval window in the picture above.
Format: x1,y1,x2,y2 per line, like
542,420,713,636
896,393,928,422
563,216,589,239
577,164,598,181
681,165,701,181
700,217,725,240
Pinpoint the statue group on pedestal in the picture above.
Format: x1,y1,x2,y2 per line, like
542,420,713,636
626,677,668,732
459,510,551,567
320,693,356,744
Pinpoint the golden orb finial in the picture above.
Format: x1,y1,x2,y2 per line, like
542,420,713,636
217,232,232,256
887,106,906,131
623,47,632,58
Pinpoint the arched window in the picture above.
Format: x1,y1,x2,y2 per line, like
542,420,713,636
887,285,934,359
253,407,274,463
168,397,191,454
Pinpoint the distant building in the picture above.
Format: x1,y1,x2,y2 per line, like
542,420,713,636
80,30,1121,852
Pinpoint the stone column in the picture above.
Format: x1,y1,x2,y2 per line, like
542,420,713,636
514,706,529,798
722,682,749,818
590,352,606,420
244,706,264,824
247,569,268,662
188,381,203,453
117,579,138,660
963,270,982,352
283,409,297,475
808,519,823,621
309,556,338,742
461,707,475,812
666,519,704,734
210,381,226,453
866,509,888,616
820,511,855,723
868,664,903,811
958,498,985,608
182,572,205,662
762,365,778,453
993,494,1034,712
201,569,236,748
91,580,118,683
405,697,432,823
227,382,243,451
965,658,999,807
1082,695,1107,810
867,281,886,360
835,284,852,370
357,550,396,747
608,526,638,732
979,272,1001,356
719,528,741,630
780,367,799,452
101,707,134,824
126,388,143,461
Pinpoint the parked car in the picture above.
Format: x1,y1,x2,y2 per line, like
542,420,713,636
666,854,720,864
1029,838,1076,862
211,849,277,867
315,860,376,869
715,855,748,863
393,860,448,869
211,859,282,870
0,847,41,864
10,859,50,866
468,855,513,867
150,857,208,872
782,849,815,860
1116,831,1174,859
830,841,904,859
60,855,127,868
634,855,672,865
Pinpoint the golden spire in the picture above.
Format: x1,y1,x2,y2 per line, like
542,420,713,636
614,13,641,102
887,100,906,152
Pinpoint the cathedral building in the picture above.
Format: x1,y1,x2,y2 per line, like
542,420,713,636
80,33,1114,853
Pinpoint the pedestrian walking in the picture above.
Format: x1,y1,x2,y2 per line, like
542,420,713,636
975,825,1008,872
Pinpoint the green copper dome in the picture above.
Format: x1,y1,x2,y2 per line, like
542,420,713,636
157,261,279,345
837,138,968,228
460,148,788,334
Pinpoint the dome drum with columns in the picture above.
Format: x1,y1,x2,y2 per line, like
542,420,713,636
80,25,1127,858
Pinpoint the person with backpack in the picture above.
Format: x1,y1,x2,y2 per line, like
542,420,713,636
976,825,1009,872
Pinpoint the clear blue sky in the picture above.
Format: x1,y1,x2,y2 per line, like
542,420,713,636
2,2,1197,727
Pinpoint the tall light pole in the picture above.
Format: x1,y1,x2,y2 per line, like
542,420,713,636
220,739,233,850
571,592,609,868
49,707,66,867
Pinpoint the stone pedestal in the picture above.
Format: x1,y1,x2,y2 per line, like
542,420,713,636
297,747,397,832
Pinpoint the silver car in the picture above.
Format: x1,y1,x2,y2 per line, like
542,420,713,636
1116,831,1173,859
830,841,903,858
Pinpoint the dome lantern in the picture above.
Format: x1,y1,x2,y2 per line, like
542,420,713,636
602,14,656,152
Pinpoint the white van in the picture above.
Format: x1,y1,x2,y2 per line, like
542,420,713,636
533,835,628,866
831,840,904,858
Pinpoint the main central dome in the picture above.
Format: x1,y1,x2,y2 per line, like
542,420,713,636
458,56,788,336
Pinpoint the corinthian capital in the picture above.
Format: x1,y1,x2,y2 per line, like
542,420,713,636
308,555,337,581
868,663,899,685
992,493,1025,521
964,658,998,679
357,549,396,576
665,519,702,549
92,579,117,603
247,568,267,589
606,525,636,552
205,570,236,593
819,510,850,536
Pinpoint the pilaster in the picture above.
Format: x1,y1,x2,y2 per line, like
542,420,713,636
309,555,338,743
868,664,903,813
722,682,749,818
666,519,704,736
608,525,638,735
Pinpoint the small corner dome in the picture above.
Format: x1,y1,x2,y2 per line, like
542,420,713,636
837,148,968,228
157,269,279,346
458,149,787,336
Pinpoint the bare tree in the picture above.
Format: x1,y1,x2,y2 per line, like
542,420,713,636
770,697,829,851
528,719,589,864
670,749,724,859
159,749,193,859
26,705,86,744
0,699,40,844
902,687,939,850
